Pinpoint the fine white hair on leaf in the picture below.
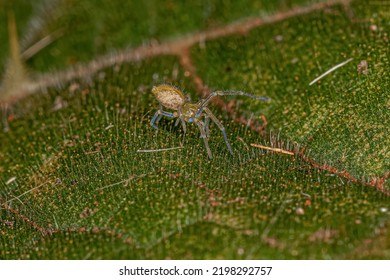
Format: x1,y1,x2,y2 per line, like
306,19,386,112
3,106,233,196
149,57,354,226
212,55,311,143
5,177,17,185
309,58,354,86
137,146,183,153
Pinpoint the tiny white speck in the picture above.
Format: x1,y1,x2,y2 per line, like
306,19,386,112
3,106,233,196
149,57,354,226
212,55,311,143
296,207,305,215
274,35,283,42
380,207,388,213
237,248,245,255
291,57,299,64
370,24,378,32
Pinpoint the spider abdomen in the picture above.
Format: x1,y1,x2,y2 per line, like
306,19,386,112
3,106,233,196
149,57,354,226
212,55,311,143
152,85,185,110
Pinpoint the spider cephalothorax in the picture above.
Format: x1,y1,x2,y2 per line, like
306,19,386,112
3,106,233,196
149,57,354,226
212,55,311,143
151,84,269,159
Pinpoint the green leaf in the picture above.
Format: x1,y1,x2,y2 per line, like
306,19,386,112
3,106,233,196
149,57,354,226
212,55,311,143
1,0,389,259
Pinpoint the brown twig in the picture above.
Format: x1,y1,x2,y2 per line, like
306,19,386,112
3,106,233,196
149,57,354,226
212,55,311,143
3,205,48,235
368,170,390,193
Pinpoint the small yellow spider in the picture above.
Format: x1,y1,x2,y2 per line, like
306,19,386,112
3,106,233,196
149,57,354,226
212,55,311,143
151,84,269,159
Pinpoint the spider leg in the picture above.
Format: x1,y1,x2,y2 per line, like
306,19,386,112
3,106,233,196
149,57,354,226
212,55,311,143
174,117,187,133
195,107,204,119
199,90,270,109
174,118,180,126
156,114,163,123
180,116,187,134
203,116,210,138
178,108,187,134
151,111,161,130
203,107,233,155
194,119,212,159
151,109,175,130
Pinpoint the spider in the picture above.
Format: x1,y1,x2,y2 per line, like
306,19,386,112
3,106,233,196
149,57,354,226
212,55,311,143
151,84,269,159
